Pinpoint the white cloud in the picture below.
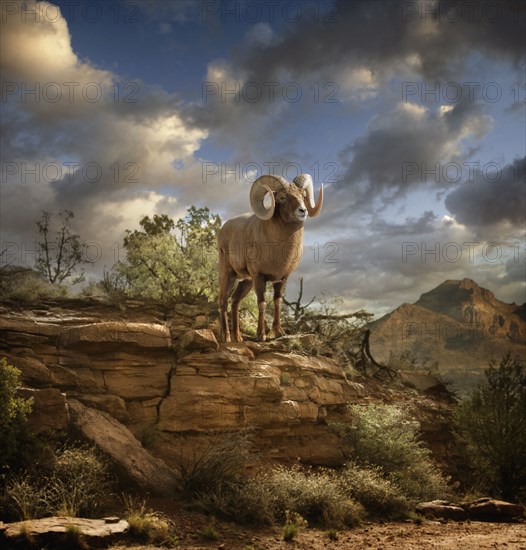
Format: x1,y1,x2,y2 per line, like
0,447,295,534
0,0,210,274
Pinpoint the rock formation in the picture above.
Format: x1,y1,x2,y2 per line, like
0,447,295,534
0,300,368,491
0,297,462,493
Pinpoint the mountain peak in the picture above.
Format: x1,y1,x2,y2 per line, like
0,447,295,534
417,278,496,308
370,279,525,391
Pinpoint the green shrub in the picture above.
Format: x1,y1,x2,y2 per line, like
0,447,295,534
200,466,364,529
267,466,363,528
338,462,410,519
339,404,450,503
0,269,69,302
0,358,34,480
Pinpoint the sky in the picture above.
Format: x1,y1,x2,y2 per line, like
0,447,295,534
1,0,525,316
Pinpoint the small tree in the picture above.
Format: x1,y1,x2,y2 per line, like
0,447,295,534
116,207,221,303
454,353,526,500
35,210,92,285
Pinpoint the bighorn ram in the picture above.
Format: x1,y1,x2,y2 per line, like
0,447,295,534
218,173,323,342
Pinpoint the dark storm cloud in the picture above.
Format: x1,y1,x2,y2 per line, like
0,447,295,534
334,100,492,212
235,0,525,83
445,156,526,227
368,210,437,236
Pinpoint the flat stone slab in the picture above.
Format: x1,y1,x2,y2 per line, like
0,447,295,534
0,516,129,547
416,500,466,521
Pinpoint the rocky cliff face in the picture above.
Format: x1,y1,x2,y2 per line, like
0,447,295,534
0,299,368,490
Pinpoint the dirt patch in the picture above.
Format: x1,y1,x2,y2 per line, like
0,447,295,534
108,499,526,550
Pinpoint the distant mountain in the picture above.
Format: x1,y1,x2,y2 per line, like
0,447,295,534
369,278,526,391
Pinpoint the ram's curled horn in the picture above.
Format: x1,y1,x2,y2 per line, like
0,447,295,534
249,175,289,220
293,173,323,218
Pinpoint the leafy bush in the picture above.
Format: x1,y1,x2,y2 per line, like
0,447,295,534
270,466,363,528
338,462,410,519
0,358,34,479
196,466,364,529
339,404,450,503
454,353,526,501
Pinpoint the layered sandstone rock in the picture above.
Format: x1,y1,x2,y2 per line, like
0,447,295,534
0,301,365,477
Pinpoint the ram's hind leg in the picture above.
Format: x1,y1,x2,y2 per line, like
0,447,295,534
219,267,236,342
254,274,267,341
230,279,253,342
272,280,286,338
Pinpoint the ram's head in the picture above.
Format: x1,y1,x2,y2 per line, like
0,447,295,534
249,174,323,223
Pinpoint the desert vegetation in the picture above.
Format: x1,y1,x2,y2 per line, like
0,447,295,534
453,352,526,502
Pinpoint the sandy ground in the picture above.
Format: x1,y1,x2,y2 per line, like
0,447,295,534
109,518,526,549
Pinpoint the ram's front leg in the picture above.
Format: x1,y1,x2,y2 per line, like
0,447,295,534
230,279,253,342
254,274,267,341
272,280,285,338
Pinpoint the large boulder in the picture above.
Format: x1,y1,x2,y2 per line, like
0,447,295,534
68,399,178,497
464,498,524,521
